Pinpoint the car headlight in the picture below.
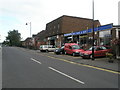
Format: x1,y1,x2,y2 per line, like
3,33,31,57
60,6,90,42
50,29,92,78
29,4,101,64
84,53,89,55
55,49,58,51
75,51,79,53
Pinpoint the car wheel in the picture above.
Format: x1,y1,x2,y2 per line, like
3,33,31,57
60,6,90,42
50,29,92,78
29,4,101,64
46,50,48,52
55,53,59,55
82,57,85,59
89,54,93,59
65,51,67,55
60,52,63,54
72,53,75,56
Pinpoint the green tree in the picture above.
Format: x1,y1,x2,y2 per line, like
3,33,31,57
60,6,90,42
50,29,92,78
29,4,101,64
6,30,21,46
2,40,10,46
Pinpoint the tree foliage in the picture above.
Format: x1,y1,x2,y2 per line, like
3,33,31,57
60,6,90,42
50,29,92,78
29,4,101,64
6,30,21,46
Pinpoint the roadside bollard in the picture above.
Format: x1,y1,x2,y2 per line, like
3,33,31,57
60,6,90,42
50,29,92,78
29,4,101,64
106,52,114,63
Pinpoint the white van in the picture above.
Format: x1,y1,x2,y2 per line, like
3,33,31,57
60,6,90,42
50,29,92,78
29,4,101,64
39,45,57,52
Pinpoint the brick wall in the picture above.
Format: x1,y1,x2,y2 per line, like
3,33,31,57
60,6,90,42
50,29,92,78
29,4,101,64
46,15,101,37
61,15,100,34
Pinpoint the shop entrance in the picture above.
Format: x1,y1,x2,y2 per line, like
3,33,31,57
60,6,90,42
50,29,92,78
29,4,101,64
50,40,55,46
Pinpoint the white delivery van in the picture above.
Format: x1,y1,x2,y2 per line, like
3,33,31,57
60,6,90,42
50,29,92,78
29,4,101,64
39,45,57,52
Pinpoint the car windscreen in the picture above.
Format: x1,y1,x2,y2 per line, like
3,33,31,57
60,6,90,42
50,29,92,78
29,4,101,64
72,45,81,49
88,47,97,51
104,46,111,49
44,45,48,48
61,46,64,49
40,46,43,48
100,46,107,50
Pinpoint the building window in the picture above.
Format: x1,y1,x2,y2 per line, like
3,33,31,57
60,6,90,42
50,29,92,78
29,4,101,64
50,27,51,30
99,30,111,45
58,24,60,29
54,26,56,29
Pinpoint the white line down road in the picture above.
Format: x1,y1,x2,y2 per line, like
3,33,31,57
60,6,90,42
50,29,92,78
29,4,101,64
48,67,85,84
30,58,42,64
30,57,85,84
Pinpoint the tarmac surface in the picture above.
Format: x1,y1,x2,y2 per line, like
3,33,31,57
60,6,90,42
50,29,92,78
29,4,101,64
2,47,119,88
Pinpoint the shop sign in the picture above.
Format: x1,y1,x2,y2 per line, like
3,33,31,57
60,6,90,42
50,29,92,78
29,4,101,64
104,34,111,37
64,24,113,37
64,33,73,36
98,24,113,31
99,30,111,37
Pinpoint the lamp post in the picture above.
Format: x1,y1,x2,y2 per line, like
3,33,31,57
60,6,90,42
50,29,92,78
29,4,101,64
26,22,32,37
92,0,95,60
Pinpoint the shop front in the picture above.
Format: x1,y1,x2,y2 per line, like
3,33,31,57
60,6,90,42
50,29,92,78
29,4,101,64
47,36,56,46
47,35,63,47
99,30,112,46
64,23,113,50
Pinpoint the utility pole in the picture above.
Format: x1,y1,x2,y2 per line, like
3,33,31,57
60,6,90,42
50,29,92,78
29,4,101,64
92,0,95,60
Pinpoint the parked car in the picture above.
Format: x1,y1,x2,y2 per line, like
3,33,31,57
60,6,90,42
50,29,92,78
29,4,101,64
39,45,58,52
80,46,112,59
64,43,84,56
54,46,65,55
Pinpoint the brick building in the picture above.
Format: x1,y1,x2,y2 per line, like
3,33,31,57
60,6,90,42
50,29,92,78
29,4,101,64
45,15,101,47
22,37,32,48
32,30,47,49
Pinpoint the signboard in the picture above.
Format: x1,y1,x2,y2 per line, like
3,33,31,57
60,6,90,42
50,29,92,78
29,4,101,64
64,24,113,37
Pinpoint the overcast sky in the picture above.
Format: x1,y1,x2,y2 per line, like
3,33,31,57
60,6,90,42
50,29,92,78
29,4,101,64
0,0,119,42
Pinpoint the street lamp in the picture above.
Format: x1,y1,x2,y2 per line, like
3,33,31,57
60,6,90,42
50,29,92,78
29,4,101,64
92,0,95,60
26,22,32,37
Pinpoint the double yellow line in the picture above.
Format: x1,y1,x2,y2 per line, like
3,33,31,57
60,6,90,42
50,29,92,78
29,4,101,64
47,55,120,75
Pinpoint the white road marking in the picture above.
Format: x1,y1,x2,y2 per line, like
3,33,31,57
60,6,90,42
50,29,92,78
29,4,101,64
30,58,41,64
48,67,85,84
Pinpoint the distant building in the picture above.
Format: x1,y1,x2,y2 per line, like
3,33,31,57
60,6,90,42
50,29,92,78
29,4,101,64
23,37,32,48
32,30,47,49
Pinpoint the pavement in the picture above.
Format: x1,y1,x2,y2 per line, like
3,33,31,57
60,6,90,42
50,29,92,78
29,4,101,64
70,57,120,72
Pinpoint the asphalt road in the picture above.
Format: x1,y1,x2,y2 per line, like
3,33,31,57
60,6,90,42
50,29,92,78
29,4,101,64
2,47,119,88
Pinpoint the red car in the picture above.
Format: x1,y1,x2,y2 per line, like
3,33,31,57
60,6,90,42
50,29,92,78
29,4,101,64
64,43,84,56
80,46,112,59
